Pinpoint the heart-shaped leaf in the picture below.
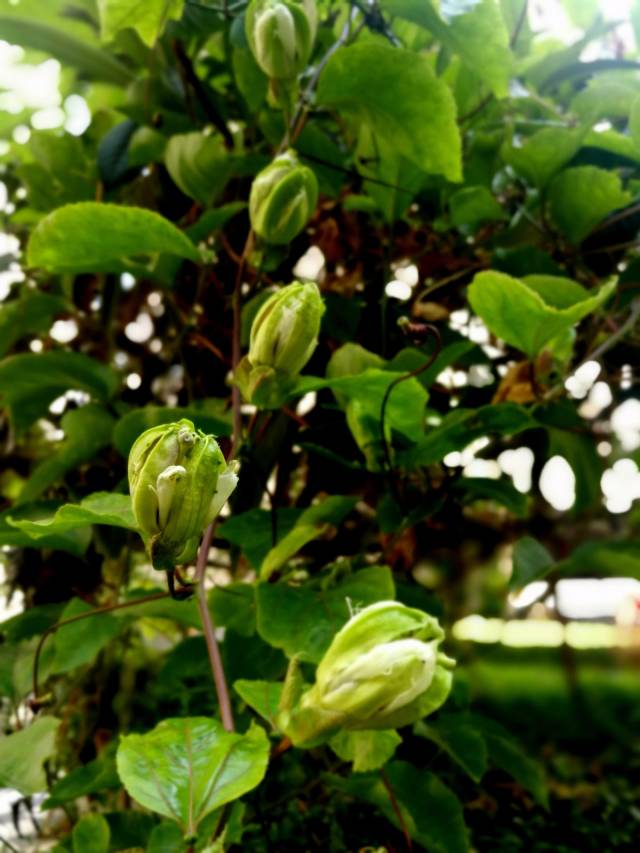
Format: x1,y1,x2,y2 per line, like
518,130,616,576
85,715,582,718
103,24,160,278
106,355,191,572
468,271,615,357
116,718,269,835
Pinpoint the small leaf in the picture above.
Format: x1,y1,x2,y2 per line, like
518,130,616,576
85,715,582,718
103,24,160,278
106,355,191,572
43,752,121,809
146,821,186,853
503,127,587,187
27,202,200,274
416,713,488,781
256,565,394,662
468,270,616,358
116,718,269,834
329,730,402,773
165,133,234,206
449,185,506,229
9,492,137,538
99,0,185,47
0,716,60,795
73,813,110,853
0,351,119,433
510,537,554,590
548,166,631,244
234,679,283,729
317,43,461,181
259,496,357,580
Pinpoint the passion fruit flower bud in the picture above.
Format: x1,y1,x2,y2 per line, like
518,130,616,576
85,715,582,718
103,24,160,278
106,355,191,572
279,601,454,747
245,0,317,80
250,281,325,375
249,150,318,245
128,419,238,571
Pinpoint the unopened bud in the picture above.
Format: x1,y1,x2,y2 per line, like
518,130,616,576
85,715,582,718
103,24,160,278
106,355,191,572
249,150,318,245
249,280,324,375
279,601,454,746
128,419,238,570
246,0,317,80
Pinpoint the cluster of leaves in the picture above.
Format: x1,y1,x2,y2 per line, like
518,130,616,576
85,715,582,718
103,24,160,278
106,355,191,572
1,0,640,850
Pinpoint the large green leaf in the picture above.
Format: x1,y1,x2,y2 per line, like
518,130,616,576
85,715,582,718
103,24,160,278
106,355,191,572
27,202,201,274
0,16,133,84
18,404,115,504
256,565,394,662
259,496,357,580
9,492,137,538
0,716,61,795
547,166,631,244
99,0,185,46
317,43,461,181
382,0,512,97
468,271,616,357
0,351,119,433
116,718,269,834
0,290,68,358
328,760,469,853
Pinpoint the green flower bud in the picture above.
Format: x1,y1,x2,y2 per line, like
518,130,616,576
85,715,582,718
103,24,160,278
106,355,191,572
249,151,318,245
279,601,454,746
128,419,238,571
249,281,325,375
245,0,317,80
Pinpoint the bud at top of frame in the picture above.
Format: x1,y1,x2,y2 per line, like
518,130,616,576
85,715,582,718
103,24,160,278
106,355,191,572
245,0,317,80
249,280,325,376
249,150,318,245
128,419,238,570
